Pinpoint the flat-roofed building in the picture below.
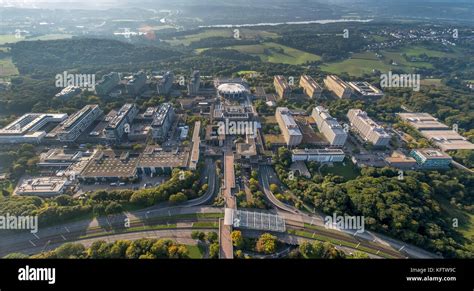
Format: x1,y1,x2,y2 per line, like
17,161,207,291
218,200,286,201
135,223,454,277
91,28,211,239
348,81,384,98
385,151,417,169
126,71,147,96
300,75,322,99
291,148,345,162
410,148,452,169
138,146,189,175
397,113,449,130
38,149,83,168
311,106,347,147
55,86,81,100
105,103,139,140
275,107,302,147
324,75,352,99
79,149,139,182
274,75,291,99
157,71,174,95
212,104,253,121
188,70,200,96
0,113,67,144
16,177,68,197
189,121,201,170
95,72,120,96
420,130,474,151
54,105,103,142
347,109,391,147
151,103,175,141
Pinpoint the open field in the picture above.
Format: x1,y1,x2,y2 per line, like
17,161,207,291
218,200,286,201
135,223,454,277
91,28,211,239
228,42,321,65
321,58,394,77
166,28,278,46
0,58,19,77
319,159,360,180
0,34,72,45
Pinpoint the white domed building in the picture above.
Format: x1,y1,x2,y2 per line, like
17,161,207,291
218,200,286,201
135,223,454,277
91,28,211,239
217,83,248,100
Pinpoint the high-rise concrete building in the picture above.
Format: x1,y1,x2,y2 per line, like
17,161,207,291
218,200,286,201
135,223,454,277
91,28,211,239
275,107,302,147
347,109,391,147
300,75,322,99
126,71,147,95
188,70,200,95
324,75,352,99
274,75,291,99
56,105,103,142
152,103,176,141
311,106,347,147
157,71,174,95
95,72,120,96
105,103,139,140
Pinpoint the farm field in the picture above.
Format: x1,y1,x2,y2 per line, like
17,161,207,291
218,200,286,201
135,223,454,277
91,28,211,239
166,28,278,46
0,58,19,77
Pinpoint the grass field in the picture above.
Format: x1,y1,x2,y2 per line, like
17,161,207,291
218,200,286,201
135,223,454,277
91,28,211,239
0,58,19,77
0,34,72,45
166,28,278,46
228,42,321,65
321,45,462,77
433,194,474,244
187,245,205,259
319,159,360,180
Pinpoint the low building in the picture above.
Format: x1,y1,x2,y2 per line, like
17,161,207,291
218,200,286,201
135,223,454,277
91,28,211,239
311,106,347,147
385,151,417,169
55,86,81,100
397,113,449,131
0,113,68,144
348,81,384,98
420,130,474,151
38,149,83,168
137,146,189,176
275,107,302,147
16,177,68,197
274,75,291,99
324,75,352,99
300,75,322,99
236,135,258,162
410,148,452,169
347,109,391,147
291,148,345,162
79,149,139,182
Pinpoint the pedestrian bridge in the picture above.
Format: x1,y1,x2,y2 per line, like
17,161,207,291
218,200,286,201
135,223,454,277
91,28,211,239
224,208,286,232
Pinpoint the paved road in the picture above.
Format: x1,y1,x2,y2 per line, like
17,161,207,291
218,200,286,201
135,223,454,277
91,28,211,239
259,165,439,259
219,149,235,259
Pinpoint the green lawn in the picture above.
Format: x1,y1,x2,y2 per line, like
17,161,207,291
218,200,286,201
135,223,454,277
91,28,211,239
319,159,360,181
321,58,394,77
166,28,278,46
0,34,72,45
187,244,205,259
192,221,219,228
0,58,19,77
228,42,321,65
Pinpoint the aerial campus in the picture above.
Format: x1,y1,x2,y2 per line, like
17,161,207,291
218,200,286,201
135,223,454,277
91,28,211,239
0,0,473,262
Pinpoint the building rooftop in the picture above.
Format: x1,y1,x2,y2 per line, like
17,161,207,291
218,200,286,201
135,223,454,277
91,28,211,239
348,81,384,97
80,149,139,178
16,177,67,196
292,148,345,155
138,146,189,168
420,130,474,150
397,112,449,130
413,148,452,159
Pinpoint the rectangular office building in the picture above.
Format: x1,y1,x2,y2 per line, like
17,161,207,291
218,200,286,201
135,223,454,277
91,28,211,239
275,107,302,146
324,75,352,99
292,148,345,162
300,75,322,99
311,106,347,147
347,109,391,147
274,75,291,100
55,105,103,142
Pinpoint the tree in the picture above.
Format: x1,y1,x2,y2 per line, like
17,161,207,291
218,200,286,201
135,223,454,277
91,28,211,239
191,231,206,241
269,183,279,193
207,232,218,243
231,230,244,248
256,233,277,254
169,192,188,204
209,243,219,259
105,201,123,215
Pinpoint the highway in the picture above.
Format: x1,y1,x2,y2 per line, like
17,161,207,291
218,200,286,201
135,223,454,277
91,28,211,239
258,165,439,259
